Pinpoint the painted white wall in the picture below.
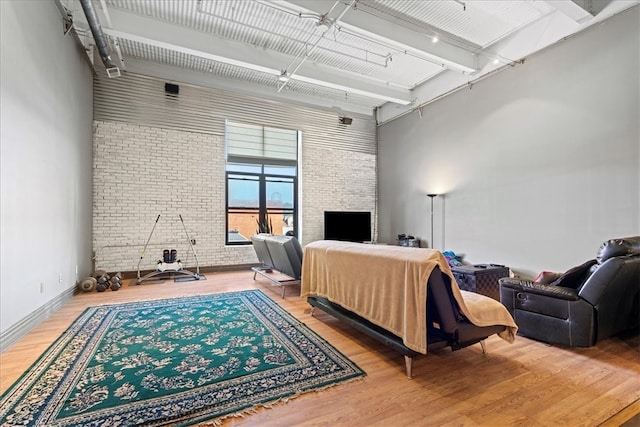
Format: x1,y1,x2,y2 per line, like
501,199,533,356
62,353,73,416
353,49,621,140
0,1,93,334
378,7,640,279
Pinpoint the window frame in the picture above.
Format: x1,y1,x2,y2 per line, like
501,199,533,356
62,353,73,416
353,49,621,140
224,121,299,246
225,167,298,245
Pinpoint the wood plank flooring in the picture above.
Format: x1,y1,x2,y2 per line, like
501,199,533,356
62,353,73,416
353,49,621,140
1,271,639,426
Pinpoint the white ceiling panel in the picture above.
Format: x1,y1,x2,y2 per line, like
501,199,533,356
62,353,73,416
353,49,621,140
369,0,556,47
61,0,639,117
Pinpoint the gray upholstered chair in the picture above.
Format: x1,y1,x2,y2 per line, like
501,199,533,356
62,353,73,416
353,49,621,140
251,234,303,297
499,236,640,347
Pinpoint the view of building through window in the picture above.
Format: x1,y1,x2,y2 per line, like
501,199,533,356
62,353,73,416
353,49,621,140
225,120,298,245
227,171,295,243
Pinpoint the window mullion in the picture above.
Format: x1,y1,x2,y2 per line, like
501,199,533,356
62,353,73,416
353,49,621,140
259,174,267,229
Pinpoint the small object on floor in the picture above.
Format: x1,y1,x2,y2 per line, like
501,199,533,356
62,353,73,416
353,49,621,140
108,273,122,291
109,272,122,290
78,277,97,292
96,271,110,286
93,269,107,279
174,274,206,282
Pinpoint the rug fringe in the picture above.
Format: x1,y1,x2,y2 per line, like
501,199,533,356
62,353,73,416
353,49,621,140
199,375,365,425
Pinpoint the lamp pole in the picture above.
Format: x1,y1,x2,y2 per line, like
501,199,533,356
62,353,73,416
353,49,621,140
427,194,438,248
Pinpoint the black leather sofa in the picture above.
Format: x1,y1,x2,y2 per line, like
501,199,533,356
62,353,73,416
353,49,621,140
499,236,640,347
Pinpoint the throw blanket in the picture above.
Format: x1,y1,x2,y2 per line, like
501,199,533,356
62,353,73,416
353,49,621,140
301,241,517,354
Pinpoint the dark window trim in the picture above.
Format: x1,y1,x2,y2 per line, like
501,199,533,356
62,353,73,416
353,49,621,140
225,168,298,246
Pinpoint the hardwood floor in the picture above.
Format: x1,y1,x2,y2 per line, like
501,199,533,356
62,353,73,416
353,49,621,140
1,271,639,426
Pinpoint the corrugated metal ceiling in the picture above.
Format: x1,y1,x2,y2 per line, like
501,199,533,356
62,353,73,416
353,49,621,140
63,0,639,117
369,0,556,47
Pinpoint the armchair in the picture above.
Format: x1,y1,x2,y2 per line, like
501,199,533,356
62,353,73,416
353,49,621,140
499,236,640,347
251,234,303,298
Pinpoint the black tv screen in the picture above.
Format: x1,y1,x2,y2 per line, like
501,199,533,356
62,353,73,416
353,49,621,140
324,211,372,243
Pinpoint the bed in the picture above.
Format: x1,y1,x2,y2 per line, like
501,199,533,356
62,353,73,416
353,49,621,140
301,240,517,378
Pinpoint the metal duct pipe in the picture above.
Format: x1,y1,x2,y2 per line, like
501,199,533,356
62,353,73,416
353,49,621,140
79,0,120,77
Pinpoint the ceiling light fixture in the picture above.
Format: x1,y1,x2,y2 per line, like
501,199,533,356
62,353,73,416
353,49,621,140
102,28,411,105
432,35,439,43
278,0,356,95
278,71,290,82
453,0,467,11
315,16,331,32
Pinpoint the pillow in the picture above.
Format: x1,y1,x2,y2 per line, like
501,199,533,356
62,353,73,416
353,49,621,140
534,271,562,284
549,259,597,289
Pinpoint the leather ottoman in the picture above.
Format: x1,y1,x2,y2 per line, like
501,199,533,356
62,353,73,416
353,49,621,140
451,264,510,301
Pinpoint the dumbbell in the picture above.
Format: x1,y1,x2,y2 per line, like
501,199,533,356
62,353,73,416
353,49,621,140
94,270,110,284
93,269,107,278
109,272,122,291
92,270,111,292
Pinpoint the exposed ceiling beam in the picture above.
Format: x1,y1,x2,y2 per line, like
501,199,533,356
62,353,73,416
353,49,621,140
571,0,615,17
376,0,638,123
283,0,480,74
552,0,595,23
101,8,412,105
120,57,377,117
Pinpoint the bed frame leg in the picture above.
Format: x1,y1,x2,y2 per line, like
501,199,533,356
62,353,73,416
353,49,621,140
480,340,487,354
404,356,413,379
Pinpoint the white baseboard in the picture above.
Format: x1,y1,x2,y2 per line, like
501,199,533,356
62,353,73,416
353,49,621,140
0,287,77,353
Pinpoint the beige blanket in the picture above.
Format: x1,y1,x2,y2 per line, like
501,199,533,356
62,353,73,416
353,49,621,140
301,241,517,354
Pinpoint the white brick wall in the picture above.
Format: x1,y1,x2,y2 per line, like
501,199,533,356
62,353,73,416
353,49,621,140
93,121,377,272
301,146,377,244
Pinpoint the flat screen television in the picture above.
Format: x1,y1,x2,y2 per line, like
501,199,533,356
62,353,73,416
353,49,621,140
324,211,372,243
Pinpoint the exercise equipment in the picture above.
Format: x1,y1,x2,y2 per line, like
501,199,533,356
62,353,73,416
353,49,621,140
136,214,202,284
78,277,97,292
96,273,110,286
109,272,122,291
93,270,108,279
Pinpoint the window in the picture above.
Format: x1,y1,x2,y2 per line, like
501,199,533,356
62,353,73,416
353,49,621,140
225,121,299,245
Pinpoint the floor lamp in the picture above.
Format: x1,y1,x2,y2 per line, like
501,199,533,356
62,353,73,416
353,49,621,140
427,194,438,248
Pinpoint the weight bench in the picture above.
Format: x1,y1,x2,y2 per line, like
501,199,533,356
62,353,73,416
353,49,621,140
251,234,303,298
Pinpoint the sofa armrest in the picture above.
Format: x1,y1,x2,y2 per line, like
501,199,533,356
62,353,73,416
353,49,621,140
499,278,579,301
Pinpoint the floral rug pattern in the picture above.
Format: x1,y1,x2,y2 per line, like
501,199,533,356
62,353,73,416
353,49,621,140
0,290,364,426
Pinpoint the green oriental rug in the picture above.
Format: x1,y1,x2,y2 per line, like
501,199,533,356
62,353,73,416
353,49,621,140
0,290,364,426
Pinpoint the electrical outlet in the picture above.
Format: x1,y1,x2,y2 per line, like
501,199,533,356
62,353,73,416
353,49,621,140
40,283,44,293
59,273,63,284
191,239,196,245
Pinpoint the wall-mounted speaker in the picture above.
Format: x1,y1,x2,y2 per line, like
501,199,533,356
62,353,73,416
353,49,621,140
164,83,179,94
